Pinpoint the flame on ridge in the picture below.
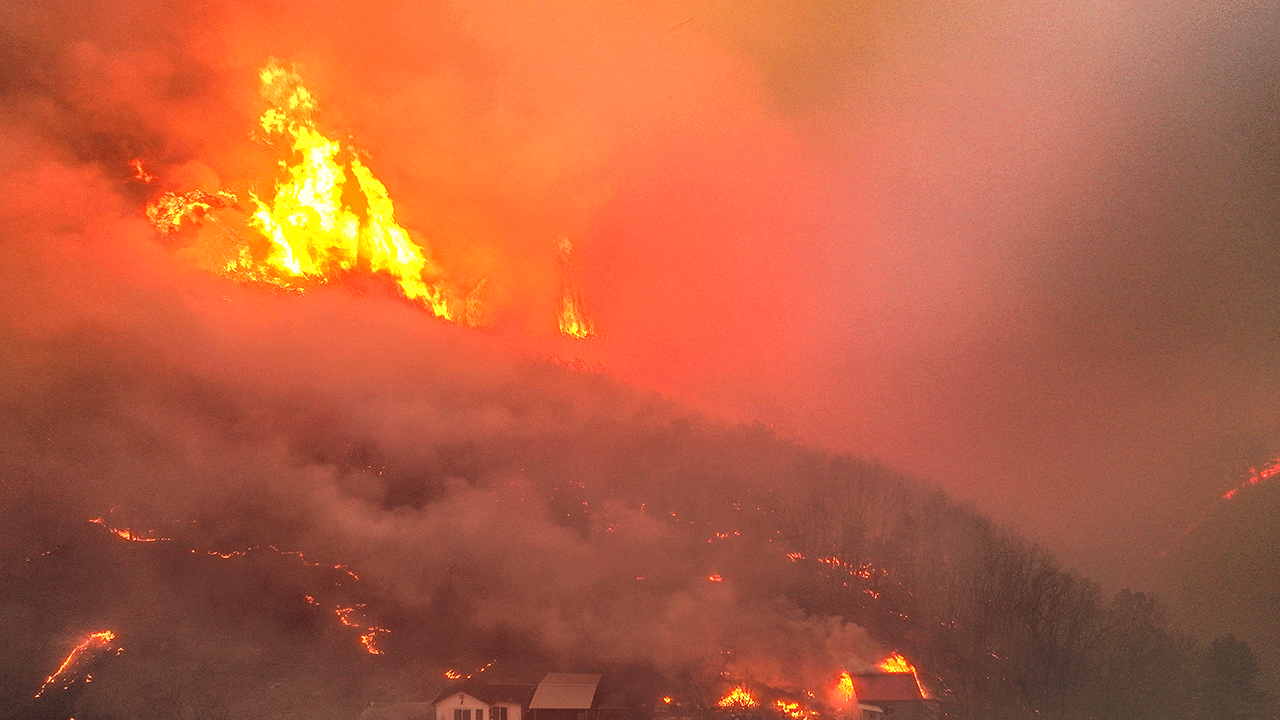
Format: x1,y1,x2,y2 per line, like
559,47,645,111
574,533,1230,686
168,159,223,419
556,234,595,338
35,631,118,698
246,61,459,318
89,516,169,542
717,686,758,709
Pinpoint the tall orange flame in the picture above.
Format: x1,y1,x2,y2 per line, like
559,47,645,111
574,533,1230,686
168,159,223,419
834,671,856,706
556,234,595,338
246,61,459,318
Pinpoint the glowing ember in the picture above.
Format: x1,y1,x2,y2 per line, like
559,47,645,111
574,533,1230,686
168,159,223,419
445,670,462,680
556,235,595,338
708,574,723,582
717,686,758,709
360,628,389,655
662,697,673,704
35,631,117,698
1224,455,1280,499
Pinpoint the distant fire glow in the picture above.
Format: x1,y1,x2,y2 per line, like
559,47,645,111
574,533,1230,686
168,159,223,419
89,516,169,542
1152,452,1280,565
35,631,117,698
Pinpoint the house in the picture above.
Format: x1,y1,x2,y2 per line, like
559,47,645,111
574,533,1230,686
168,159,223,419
849,674,941,720
433,673,622,720
432,678,537,720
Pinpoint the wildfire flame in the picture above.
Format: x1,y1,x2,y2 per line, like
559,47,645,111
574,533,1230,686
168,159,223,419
89,517,169,542
773,700,816,719
146,190,240,235
129,158,155,184
250,61,461,317
876,652,913,673
834,672,855,706
556,234,595,338
876,652,928,699
1151,453,1280,566
35,631,117,698
717,686,758,709
146,62,468,319
88,514,385,655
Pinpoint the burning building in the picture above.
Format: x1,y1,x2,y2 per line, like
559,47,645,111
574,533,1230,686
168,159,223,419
846,674,939,720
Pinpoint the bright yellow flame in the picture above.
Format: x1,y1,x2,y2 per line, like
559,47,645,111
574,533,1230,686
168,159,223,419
878,652,912,673
717,686,758,709
244,61,460,319
556,234,595,338
835,672,855,705
876,653,928,698
146,190,238,234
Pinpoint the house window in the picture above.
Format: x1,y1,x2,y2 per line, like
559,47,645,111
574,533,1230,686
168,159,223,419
492,707,508,720
456,710,472,720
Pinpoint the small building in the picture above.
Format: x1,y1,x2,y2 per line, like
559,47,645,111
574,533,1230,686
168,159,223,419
433,674,623,720
433,678,538,720
528,674,616,720
850,674,940,720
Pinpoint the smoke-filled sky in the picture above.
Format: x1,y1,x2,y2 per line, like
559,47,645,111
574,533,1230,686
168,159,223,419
3,0,1279,692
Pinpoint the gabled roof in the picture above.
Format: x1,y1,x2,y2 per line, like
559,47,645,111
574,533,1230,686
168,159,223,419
433,679,537,706
529,673,602,709
851,673,924,703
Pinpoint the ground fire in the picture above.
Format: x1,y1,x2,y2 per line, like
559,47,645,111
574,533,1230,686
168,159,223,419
86,515,388,656
34,631,119,699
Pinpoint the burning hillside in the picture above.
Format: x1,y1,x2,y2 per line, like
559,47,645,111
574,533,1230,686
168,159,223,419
2,0,1278,718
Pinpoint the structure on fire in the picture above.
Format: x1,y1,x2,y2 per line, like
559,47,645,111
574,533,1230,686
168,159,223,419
850,673,940,720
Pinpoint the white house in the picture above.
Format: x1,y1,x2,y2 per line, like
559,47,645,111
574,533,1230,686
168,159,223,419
432,679,538,720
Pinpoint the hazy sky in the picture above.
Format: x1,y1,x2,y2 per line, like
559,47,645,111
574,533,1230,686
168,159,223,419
2,0,1278,682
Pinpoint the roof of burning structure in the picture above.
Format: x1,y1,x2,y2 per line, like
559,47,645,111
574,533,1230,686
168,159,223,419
529,674,603,709
851,674,925,703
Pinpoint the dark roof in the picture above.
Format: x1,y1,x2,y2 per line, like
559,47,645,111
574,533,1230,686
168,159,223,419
529,673,602,709
852,673,924,703
433,679,538,707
